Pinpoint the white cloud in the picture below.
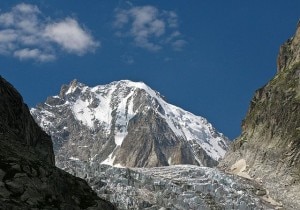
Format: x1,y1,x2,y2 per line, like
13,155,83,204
165,11,178,28
13,48,55,62
0,29,18,43
14,3,40,14
114,5,186,52
0,3,99,62
44,18,99,55
0,13,14,26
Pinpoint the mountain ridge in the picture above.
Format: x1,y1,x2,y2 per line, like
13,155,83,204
31,79,229,168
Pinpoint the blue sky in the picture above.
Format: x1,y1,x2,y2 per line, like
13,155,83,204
0,0,299,139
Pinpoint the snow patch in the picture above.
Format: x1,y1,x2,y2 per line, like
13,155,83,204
78,145,89,148
69,157,80,161
168,157,172,165
101,153,116,166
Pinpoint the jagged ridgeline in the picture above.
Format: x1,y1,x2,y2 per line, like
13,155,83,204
220,22,300,209
0,76,115,209
31,80,229,169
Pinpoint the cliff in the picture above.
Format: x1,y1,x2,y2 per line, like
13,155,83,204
219,22,300,209
0,76,115,209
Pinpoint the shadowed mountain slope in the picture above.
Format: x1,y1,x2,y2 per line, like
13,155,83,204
0,76,115,210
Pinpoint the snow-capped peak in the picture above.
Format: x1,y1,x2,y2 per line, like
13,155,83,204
31,79,229,168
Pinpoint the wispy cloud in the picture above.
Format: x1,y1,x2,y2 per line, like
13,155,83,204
114,5,186,52
0,3,99,62
13,48,55,62
172,39,187,51
121,53,135,64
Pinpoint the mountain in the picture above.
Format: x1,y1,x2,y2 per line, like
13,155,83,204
0,76,115,209
219,22,300,209
30,79,285,209
31,80,229,168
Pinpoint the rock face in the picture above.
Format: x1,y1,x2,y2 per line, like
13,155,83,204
0,76,115,209
62,162,279,210
31,80,229,168
277,21,300,73
0,77,55,166
219,23,300,209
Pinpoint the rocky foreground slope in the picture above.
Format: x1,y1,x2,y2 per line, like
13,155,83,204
31,80,229,168
0,76,115,209
219,22,300,209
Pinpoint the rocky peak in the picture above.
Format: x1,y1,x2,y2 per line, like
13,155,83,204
59,79,84,98
277,21,300,72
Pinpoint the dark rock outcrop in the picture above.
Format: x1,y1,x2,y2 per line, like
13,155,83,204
0,77,55,165
0,76,115,209
220,23,300,209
